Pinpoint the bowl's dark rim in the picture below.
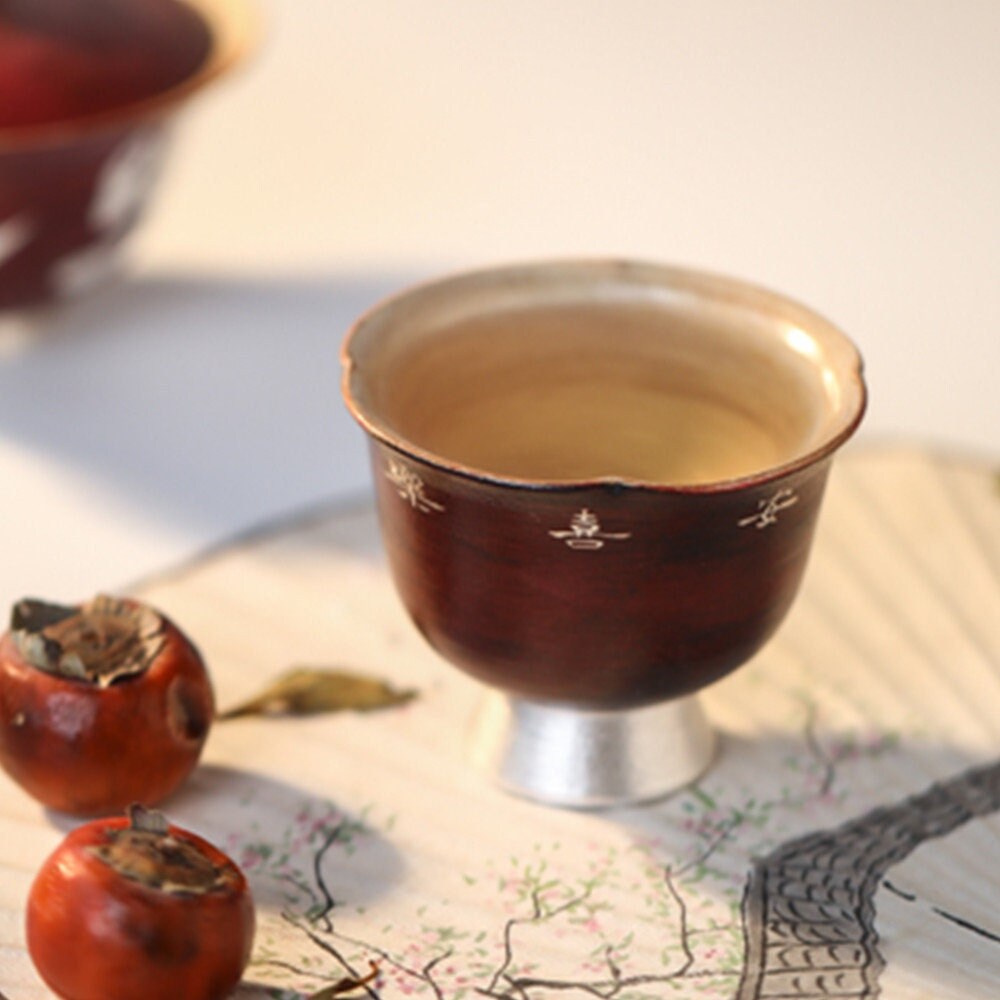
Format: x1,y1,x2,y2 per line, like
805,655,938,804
0,0,256,152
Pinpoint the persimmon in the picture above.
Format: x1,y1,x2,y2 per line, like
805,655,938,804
26,805,254,1000
0,595,214,815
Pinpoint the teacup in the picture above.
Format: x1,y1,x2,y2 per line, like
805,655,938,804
342,259,866,806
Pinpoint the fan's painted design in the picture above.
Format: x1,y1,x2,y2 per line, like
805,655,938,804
737,758,1000,998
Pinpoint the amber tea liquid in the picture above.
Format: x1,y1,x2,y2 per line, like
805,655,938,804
376,300,827,485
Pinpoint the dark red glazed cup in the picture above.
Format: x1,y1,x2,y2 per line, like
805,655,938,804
342,260,866,805
0,0,252,311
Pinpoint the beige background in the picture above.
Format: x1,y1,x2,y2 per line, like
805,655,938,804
0,0,997,611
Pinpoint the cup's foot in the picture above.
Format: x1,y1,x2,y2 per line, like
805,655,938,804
468,692,716,808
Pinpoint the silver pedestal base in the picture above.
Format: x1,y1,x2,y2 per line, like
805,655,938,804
468,692,716,808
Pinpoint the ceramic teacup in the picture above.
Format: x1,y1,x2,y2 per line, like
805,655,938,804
342,259,866,806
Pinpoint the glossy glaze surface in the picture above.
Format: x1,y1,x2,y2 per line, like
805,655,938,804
372,443,831,707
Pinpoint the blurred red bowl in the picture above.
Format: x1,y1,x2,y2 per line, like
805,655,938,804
0,0,252,310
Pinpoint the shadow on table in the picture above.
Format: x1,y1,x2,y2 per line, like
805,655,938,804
181,761,405,998
0,270,416,537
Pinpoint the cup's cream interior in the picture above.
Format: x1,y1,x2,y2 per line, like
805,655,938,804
346,265,865,487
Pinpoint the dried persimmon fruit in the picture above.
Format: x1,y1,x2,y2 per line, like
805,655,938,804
27,805,254,1000
0,595,213,815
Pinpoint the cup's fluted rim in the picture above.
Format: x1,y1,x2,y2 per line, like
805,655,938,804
0,0,257,152
341,258,868,496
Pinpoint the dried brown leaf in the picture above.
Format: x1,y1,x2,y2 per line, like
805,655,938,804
218,667,416,721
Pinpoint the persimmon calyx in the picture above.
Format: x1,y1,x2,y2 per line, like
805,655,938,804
87,805,238,896
10,595,165,687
